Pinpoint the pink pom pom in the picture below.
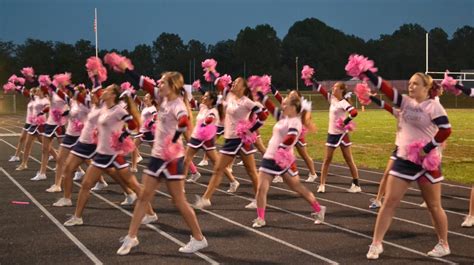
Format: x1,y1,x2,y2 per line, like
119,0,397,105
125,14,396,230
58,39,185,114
192,80,201,91
110,131,135,155
441,71,461,96
201,59,217,71
345,54,378,80
86,57,108,83
196,122,217,141
354,83,372,105
336,117,356,132
406,141,425,165
162,135,184,161
71,119,84,133
8,75,25,86
35,115,46,125
21,67,35,78
217,74,232,89
406,140,441,170
38,75,52,87
204,70,220,82
52,73,71,87
120,82,136,94
260,75,272,95
423,150,441,171
236,120,257,145
3,82,16,93
301,65,315,86
8,74,18,83
104,52,134,72
51,108,67,125
247,75,260,89
274,148,295,169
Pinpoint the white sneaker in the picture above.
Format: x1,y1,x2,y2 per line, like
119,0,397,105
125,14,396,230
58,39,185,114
194,195,211,209
136,155,143,163
252,218,266,228
73,170,85,181
117,235,139,255
461,215,474,227
130,167,138,173
179,236,208,253
187,172,201,183
245,200,257,209
91,181,108,191
120,192,137,206
48,155,54,161
46,184,62,193
419,201,427,208
53,197,72,207
366,244,383,259
347,183,362,193
317,185,325,193
16,164,28,171
197,159,208,166
427,241,451,257
272,175,283,183
311,205,326,224
31,172,47,181
305,173,318,182
141,213,158,224
369,198,382,209
9,155,20,162
64,215,83,226
236,161,244,166
227,181,240,193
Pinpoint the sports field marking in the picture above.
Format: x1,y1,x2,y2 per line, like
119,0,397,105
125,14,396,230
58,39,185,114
0,138,219,264
0,167,103,265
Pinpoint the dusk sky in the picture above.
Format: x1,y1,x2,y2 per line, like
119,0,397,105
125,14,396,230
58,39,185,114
0,0,472,50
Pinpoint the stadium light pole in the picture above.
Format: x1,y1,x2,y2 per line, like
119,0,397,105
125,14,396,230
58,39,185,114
425,32,428,74
296,56,299,90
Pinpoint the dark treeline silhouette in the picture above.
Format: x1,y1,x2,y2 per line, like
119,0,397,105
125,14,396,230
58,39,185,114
1,18,473,89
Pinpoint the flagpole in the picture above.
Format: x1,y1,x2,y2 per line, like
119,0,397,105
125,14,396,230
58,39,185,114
95,8,98,58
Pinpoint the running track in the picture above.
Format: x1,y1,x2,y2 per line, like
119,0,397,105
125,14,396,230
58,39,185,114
0,114,472,264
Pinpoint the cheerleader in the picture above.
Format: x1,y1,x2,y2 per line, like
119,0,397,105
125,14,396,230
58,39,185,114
64,84,156,226
356,64,452,258
252,91,326,228
130,92,156,172
312,81,360,193
270,87,319,183
194,77,268,209
31,74,70,181
116,69,207,255
440,74,474,228
184,90,240,192
17,87,51,172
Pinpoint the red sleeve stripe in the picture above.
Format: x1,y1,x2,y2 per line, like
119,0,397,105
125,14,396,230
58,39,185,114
274,91,283,104
177,115,189,132
204,114,215,124
280,134,297,147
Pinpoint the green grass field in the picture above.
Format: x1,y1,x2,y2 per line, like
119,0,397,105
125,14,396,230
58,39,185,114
256,109,474,184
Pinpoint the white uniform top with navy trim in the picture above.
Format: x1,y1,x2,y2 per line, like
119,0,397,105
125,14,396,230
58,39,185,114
191,104,219,139
78,105,101,144
328,96,353,134
65,100,89,136
152,97,187,159
139,105,157,133
46,92,68,125
25,97,36,124
263,116,302,160
223,93,259,139
96,104,129,155
396,95,448,160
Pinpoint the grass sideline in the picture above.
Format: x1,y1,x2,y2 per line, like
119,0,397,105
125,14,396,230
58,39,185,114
255,109,474,184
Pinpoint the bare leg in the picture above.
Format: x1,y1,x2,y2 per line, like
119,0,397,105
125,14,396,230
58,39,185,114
63,154,86,199
73,165,103,218
54,146,70,187
419,181,449,246
183,147,199,177
320,146,336,186
131,138,142,170
206,149,236,182
256,171,273,209
39,136,53,175
202,153,235,200
296,145,317,176
375,159,394,202
254,137,266,155
340,145,359,180
239,150,259,194
14,130,27,157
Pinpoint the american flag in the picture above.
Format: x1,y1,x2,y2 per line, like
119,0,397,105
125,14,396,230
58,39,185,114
93,16,97,32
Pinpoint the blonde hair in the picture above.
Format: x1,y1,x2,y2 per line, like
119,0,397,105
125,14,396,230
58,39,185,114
109,84,141,128
288,90,316,132
162,71,194,133
413,72,440,98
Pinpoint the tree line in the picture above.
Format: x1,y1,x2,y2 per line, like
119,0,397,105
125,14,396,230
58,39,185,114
1,18,472,90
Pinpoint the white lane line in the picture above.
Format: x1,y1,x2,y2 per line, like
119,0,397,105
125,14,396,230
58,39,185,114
0,133,21,136
133,161,457,263
155,190,338,264
0,167,103,265
0,138,219,265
